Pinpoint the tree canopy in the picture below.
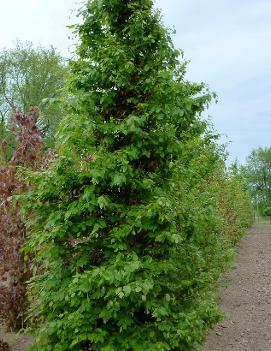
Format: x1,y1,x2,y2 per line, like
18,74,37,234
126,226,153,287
242,147,271,215
0,41,67,146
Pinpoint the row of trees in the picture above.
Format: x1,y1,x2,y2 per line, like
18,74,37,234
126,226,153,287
0,1,253,350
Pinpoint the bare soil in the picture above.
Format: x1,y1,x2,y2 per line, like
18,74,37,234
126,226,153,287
0,326,32,351
202,224,271,351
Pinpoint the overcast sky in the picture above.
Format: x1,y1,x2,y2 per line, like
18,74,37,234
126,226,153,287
0,0,270,163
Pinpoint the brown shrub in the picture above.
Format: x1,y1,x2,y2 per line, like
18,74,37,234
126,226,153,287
0,107,42,331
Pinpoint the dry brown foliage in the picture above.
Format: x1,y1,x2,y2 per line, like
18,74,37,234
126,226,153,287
0,107,42,331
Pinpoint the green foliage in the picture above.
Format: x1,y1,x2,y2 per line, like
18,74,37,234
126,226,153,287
22,1,251,350
0,121,16,163
216,163,253,243
241,147,271,215
263,207,271,217
0,40,67,149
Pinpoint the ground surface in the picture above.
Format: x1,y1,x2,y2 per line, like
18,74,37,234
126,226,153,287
0,325,32,351
202,224,271,351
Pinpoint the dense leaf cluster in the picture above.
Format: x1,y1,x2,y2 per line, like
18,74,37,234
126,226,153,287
22,1,252,350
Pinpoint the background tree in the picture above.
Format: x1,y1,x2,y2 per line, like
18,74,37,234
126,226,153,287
241,147,271,215
0,41,67,150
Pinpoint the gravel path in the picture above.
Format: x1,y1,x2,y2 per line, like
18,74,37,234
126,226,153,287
202,224,271,351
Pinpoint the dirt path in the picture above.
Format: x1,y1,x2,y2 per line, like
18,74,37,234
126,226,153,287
0,326,32,351
202,224,271,351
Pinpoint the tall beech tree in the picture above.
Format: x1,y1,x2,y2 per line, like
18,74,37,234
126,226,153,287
23,1,251,350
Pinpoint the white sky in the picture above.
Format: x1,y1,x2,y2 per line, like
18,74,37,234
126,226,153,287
0,0,78,55
1,0,270,163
